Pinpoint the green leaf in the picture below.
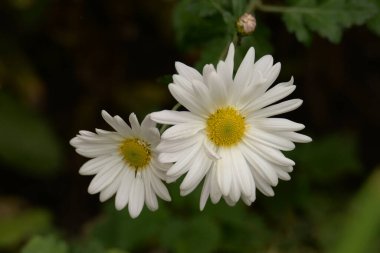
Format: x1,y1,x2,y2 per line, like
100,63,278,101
0,208,52,248
21,235,68,253
330,168,380,253
282,0,378,44
0,93,63,176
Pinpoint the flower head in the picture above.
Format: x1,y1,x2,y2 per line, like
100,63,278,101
236,13,256,36
70,111,171,218
151,43,311,210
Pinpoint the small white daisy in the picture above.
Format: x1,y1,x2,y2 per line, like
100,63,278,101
70,111,171,218
151,43,311,210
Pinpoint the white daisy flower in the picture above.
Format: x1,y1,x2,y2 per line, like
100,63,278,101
151,43,311,210
70,111,171,218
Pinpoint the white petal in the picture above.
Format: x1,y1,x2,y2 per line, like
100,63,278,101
203,139,221,160
158,149,189,163
243,82,295,114
150,173,171,201
173,74,193,93
162,123,204,140
141,128,160,147
259,62,282,92
276,132,312,143
244,140,294,166
79,130,96,137
250,167,275,197
166,141,202,178
207,71,228,107
95,129,124,141
129,113,140,135
231,148,253,196
210,165,222,204
88,160,123,194
115,168,134,210
234,71,265,108
240,143,278,186
143,170,158,211
141,114,156,129
75,146,118,158
72,135,118,146
169,83,208,116
79,155,119,175
253,99,303,118
246,128,295,151
224,195,237,206
157,134,202,153
192,80,214,113
200,171,212,211
274,166,291,181
216,149,232,196
234,47,255,89
242,194,255,206
175,61,203,82
128,175,145,218
150,110,202,125
202,64,216,83
101,111,132,137
250,118,305,132
99,169,124,202
180,153,211,195
253,55,273,77
224,43,235,78
228,175,240,203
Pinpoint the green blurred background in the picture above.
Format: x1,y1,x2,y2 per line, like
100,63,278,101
0,0,379,253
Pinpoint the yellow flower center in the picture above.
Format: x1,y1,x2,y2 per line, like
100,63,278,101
119,138,151,170
206,107,246,147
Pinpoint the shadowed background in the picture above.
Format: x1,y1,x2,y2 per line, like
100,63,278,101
0,0,379,253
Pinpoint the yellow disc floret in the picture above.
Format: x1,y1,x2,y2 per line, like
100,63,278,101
206,107,247,147
119,138,151,170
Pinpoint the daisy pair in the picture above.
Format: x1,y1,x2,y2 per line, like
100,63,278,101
70,43,311,218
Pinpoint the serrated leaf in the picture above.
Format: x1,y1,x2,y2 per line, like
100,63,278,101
282,0,378,44
0,93,62,176
21,235,66,253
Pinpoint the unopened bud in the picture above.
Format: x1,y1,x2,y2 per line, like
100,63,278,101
236,13,256,36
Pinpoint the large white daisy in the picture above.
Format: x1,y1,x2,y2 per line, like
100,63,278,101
151,43,311,210
70,111,171,218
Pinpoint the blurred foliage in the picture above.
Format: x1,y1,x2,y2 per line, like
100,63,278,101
21,236,68,253
288,133,361,182
0,93,63,176
0,206,52,249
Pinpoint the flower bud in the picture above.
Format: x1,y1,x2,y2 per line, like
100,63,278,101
236,13,256,36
